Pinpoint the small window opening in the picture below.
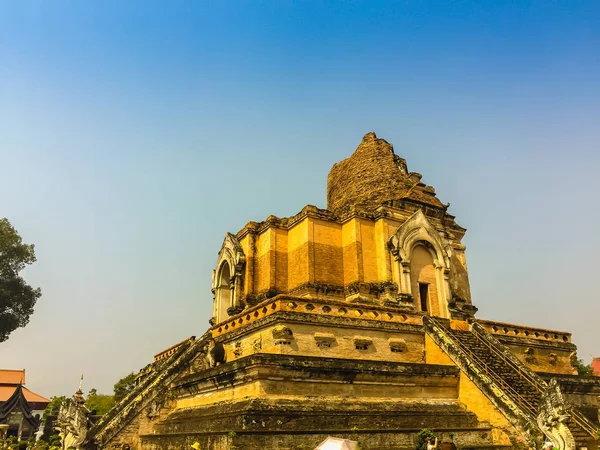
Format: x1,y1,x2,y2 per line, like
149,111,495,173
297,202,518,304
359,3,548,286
419,283,429,313
275,340,292,346
355,344,370,351
317,342,331,348
391,348,404,353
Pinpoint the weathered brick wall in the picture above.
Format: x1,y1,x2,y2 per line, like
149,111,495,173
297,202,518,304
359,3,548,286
216,317,427,367
505,342,576,374
104,414,143,449
143,428,515,450
327,132,443,214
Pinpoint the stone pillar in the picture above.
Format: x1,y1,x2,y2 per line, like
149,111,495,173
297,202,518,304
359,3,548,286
433,262,451,319
229,277,236,308
399,261,411,294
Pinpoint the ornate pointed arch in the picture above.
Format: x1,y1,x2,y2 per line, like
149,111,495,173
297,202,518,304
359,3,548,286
213,233,246,281
388,209,452,318
212,233,246,324
388,209,450,268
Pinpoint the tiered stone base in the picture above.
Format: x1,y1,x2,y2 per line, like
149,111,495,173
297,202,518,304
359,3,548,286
138,354,519,450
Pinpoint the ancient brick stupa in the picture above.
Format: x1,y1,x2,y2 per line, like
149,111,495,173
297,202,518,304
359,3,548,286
85,133,599,450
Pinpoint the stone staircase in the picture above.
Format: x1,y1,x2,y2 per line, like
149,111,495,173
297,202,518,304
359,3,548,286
449,327,592,446
423,316,599,450
84,333,210,449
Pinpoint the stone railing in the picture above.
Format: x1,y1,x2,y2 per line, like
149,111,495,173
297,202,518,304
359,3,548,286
212,295,424,337
154,336,197,362
422,315,540,445
85,334,209,449
476,319,571,344
471,323,597,448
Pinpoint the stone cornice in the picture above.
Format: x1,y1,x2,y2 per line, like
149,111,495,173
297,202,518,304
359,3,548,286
537,373,600,390
477,319,572,344
494,335,576,352
235,201,465,241
154,335,196,362
172,353,460,394
211,294,425,338
214,310,424,343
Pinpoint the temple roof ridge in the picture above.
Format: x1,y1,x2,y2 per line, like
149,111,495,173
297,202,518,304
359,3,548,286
0,383,40,430
0,369,26,385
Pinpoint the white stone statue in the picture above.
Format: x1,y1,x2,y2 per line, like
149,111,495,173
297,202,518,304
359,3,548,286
57,376,91,450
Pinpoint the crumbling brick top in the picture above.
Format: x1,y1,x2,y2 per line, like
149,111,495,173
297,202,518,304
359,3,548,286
327,132,444,213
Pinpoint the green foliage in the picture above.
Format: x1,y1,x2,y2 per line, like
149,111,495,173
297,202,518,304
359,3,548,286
228,430,238,450
42,396,68,422
113,372,137,402
4,436,37,450
48,434,61,446
31,441,50,450
0,218,42,342
6,438,20,449
415,428,437,450
86,389,116,415
43,373,136,421
573,358,594,376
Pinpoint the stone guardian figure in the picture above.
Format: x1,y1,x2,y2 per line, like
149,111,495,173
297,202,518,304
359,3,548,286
57,376,92,450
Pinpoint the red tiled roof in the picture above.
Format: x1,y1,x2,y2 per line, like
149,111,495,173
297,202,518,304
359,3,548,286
0,369,25,385
0,385,50,404
592,358,600,376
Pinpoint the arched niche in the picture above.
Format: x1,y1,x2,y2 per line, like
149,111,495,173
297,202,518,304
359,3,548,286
388,209,451,318
409,242,439,315
212,233,246,324
214,261,232,323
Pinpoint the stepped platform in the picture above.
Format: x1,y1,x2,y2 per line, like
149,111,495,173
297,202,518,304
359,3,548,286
141,354,509,450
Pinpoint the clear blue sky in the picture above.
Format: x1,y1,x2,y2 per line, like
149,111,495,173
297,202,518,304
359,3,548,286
1,1,599,397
